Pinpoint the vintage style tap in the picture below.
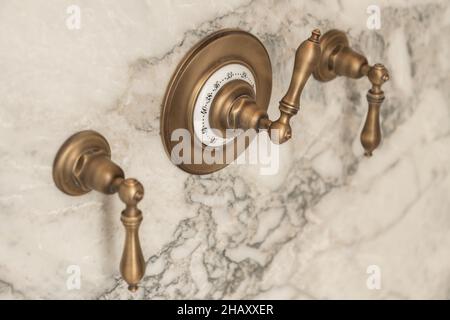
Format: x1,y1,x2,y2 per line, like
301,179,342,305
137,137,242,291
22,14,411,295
52,130,145,292
160,28,389,174
49,28,389,291
313,30,390,156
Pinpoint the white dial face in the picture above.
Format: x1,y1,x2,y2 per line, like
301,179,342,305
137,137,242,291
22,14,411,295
193,63,256,147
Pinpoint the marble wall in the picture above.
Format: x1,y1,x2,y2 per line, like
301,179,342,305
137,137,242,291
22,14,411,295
0,0,449,299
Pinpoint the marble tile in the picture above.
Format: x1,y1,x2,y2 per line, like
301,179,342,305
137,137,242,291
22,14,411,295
0,0,449,299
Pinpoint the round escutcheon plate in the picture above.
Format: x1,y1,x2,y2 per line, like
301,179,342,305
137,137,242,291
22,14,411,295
160,29,272,175
313,29,349,82
53,130,111,196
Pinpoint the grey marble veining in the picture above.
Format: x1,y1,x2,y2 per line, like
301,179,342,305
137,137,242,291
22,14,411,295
0,0,449,299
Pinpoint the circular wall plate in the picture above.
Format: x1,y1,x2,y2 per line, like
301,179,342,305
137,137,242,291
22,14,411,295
313,29,349,82
53,130,111,196
160,29,272,175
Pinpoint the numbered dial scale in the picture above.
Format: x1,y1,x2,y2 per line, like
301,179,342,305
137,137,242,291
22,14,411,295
193,64,256,147
161,29,272,174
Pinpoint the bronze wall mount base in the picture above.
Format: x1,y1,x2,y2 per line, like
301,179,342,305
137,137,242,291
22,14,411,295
53,130,146,292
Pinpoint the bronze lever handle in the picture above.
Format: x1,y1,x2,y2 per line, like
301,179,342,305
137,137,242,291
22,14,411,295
313,30,390,156
265,29,322,144
222,29,322,144
360,63,389,156
53,130,145,292
116,178,145,292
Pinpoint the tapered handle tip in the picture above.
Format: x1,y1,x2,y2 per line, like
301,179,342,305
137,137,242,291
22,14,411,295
128,285,139,292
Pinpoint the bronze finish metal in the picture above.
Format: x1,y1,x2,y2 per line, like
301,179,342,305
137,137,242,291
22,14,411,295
162,28,389,174
160,29,272,175
313,29,389,156
267,29,321,144
217,29,321,145
53,130,145,292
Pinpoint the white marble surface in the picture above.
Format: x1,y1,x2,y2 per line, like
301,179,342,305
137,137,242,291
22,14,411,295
0,0,449,299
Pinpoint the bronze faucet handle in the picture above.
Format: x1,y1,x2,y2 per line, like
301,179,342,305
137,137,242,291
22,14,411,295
117,178,146,292
53,130,146,292
266,29,322,144
360,63,389,156
313,29,390,156
220,29,322,144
